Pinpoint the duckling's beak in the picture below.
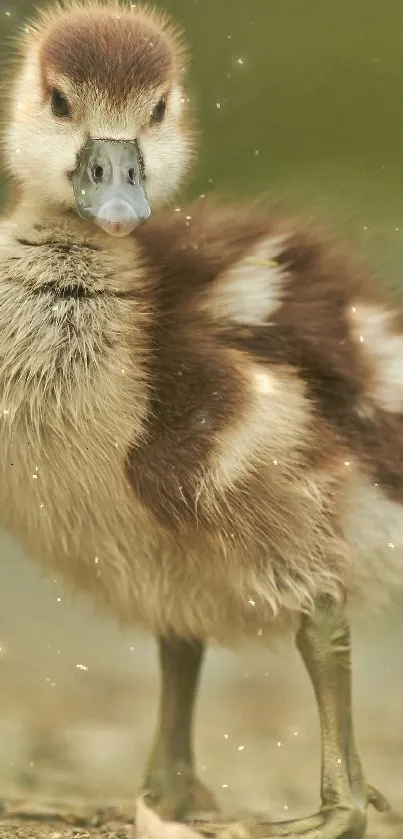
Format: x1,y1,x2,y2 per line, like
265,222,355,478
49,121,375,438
72,139,151,237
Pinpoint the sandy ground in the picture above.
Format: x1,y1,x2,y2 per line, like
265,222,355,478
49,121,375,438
0,543,402,839
1,811,402,839
0,819,133,838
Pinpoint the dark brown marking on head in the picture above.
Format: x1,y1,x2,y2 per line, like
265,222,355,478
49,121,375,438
39,7,183,103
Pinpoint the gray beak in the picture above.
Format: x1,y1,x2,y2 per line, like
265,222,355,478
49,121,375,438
72,139,151,237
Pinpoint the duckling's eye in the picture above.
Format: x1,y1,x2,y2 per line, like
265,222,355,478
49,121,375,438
51,88,70,118
151,96,166,124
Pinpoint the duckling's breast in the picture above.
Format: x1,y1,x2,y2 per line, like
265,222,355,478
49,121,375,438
0,223,161,617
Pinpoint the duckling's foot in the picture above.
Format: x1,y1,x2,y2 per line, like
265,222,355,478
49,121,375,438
190,808,365,838
189,780,389,838
142,765,219,820
137,786,388,839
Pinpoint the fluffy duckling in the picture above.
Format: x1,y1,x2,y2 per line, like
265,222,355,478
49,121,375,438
0,1,399,837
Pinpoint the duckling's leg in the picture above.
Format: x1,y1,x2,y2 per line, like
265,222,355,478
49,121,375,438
142,635,219,820
272,596,388,837
192,598,388,839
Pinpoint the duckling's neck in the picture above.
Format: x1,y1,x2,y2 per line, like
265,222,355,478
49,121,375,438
0,189,152,449
9,200,153,322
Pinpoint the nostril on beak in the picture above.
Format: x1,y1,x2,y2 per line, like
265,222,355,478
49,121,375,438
92,164,104,183
128,167,135,184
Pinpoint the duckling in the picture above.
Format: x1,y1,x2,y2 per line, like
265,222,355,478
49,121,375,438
0,1,399,837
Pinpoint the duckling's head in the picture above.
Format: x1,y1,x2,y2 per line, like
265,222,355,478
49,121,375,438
5,0,194,236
